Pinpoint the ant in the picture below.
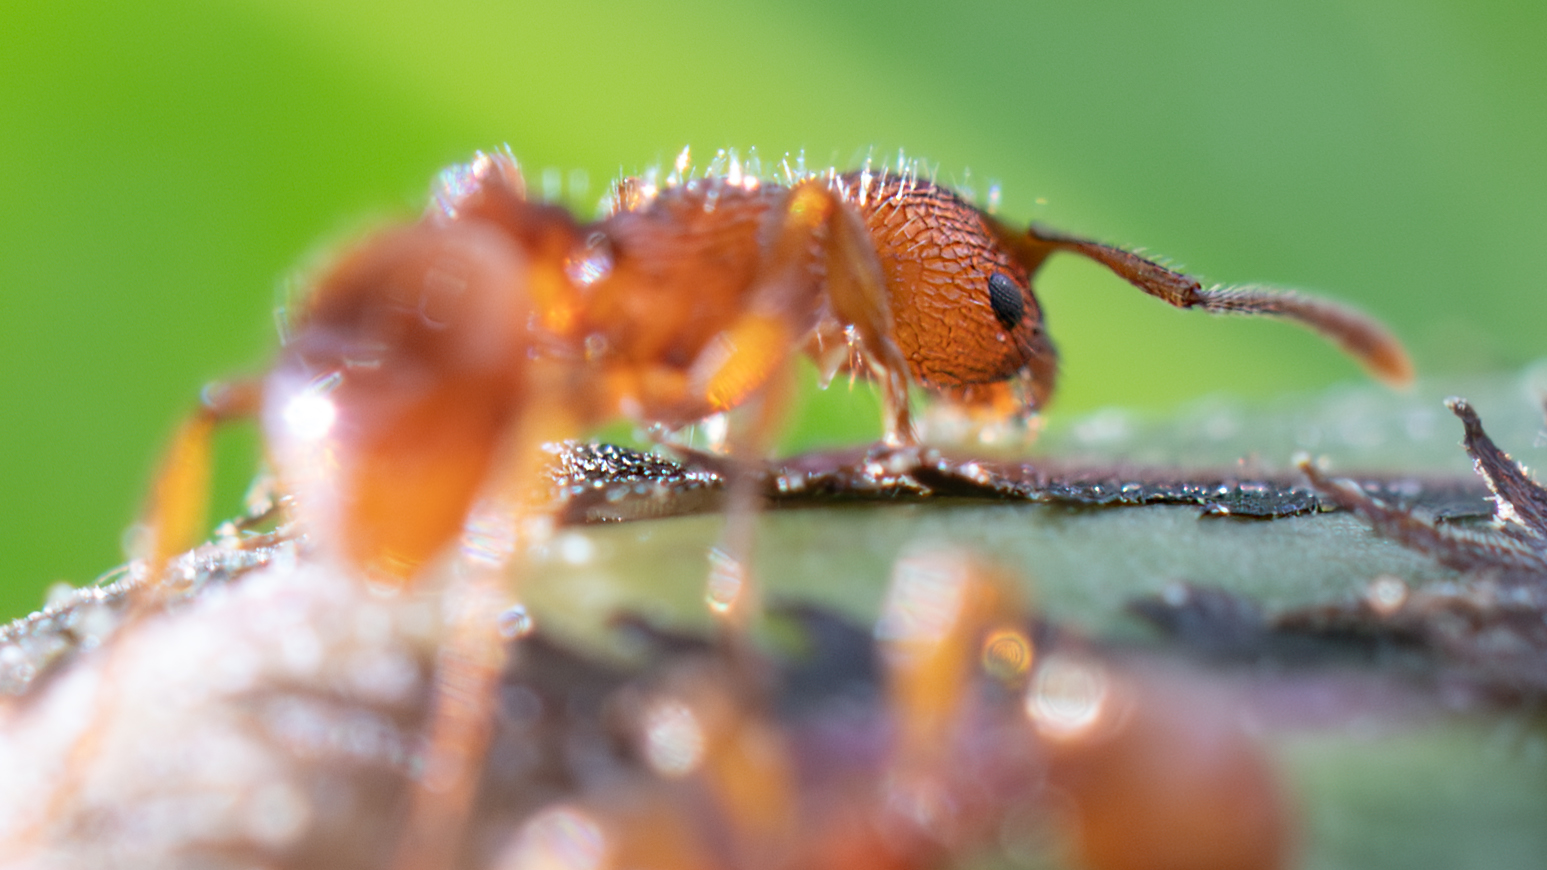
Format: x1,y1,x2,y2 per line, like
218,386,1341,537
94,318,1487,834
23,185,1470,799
114,146,1408,867
144,146,1413,580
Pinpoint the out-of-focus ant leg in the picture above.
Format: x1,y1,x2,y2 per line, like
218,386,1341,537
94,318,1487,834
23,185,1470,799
987,219,1415,388
391,376,587,870
2,379,265,861
139,379,263,573
694,181,915,651
876,550,1028,777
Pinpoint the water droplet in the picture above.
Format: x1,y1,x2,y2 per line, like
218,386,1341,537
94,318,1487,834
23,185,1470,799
244,781,312,847
705,548,746,615
498,604,534,639
1366,574,1409,616
981,628,1034,681
1026,654,1109,740
564,233,614,287
641,698,705,777
506,805,609,870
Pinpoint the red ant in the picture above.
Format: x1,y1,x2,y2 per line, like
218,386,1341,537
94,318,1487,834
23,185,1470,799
144,146,1412,582
120,146,1407,867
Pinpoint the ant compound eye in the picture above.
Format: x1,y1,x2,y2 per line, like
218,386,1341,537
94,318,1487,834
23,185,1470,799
987,273,1025,331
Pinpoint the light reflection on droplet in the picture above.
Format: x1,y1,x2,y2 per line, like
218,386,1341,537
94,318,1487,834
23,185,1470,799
726,148,743,186
641,698,705,778
884,775,955,841
875,553,967,647
1366,574,1409,616
1026,654,1109,741
564,234,614,287
462,509,519,569
704,547,745,616
432,160,478,219
556,531,596,566
498,604,535,639
670,145,692,186
981,628,1034,681
505,805,609,870
282,391,337,442
699,412,729,454
44,582,74,610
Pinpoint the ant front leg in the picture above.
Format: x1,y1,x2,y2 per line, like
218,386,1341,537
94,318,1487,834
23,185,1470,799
987,218,1415,387
814,184,919,447
689,180,916,446
684,181,919,647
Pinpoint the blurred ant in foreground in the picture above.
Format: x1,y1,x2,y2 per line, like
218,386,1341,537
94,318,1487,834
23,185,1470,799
125,147,1408,867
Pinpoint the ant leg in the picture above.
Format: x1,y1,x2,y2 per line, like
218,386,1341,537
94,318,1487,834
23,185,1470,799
685,181,915,446
687,181,920,652
1446,398,1547,538
389,378,584,870
819,186,917,445
701,366,796,673
988,219,1414,387
389,568,508,870
877,551,1028,775
1,379,264,859
139,379,262,573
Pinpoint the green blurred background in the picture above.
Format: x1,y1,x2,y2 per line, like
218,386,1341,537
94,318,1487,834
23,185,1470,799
3,0,1545,619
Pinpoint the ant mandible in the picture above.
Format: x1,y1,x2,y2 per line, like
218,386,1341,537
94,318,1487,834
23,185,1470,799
122,145,1406,869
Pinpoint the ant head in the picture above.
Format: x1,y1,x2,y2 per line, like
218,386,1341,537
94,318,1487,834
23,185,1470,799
846,175,1058,406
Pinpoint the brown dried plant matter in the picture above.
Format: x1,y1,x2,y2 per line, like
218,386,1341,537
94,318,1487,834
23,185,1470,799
1290,398,1547,697
1300,398,1547,574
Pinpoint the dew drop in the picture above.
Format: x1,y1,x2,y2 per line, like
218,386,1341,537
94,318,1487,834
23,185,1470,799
498,604,535,639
